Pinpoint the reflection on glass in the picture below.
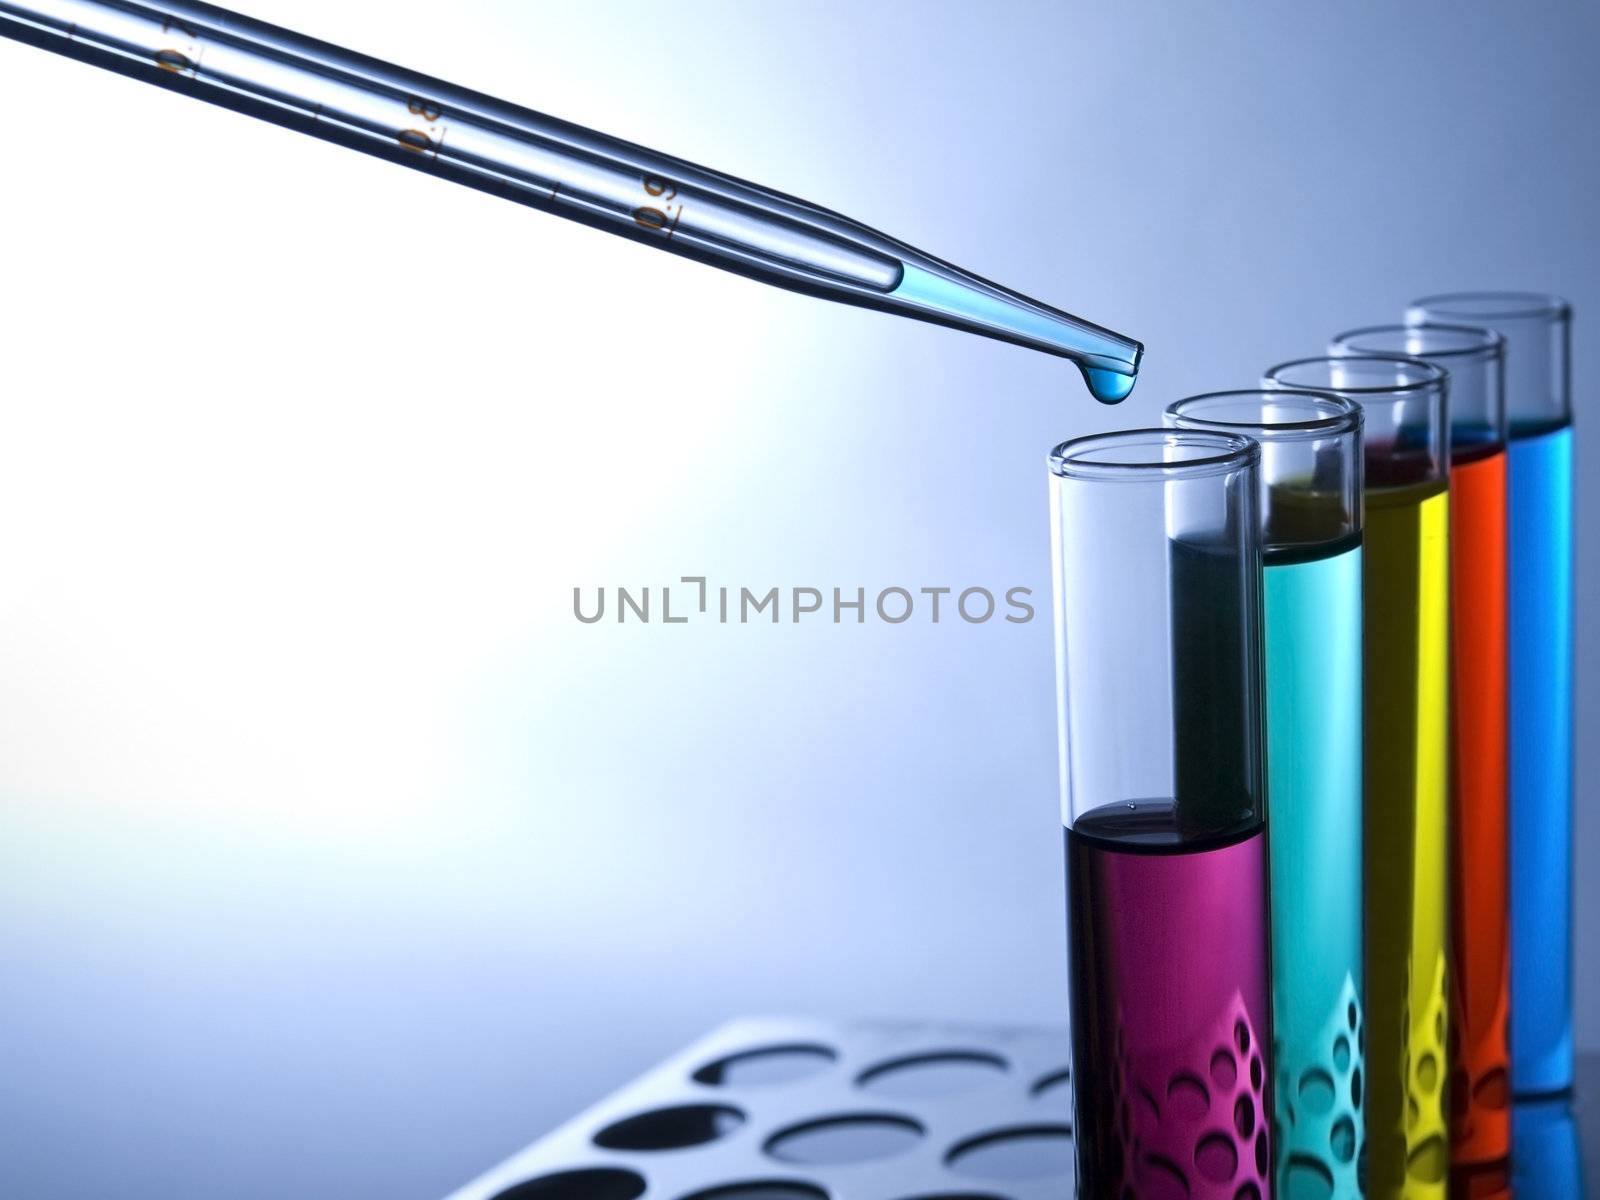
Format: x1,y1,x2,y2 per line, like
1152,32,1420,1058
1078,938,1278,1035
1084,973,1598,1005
1512,1094,1584,1197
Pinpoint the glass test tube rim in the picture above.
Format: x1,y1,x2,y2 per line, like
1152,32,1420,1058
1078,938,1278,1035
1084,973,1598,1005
1167,389,1364,556
1264,353,1447,398
1410,291,1571,434
1332,324,1507,451
1265,355,1449,492
1332,322,1506,367
1165,387,1364,442
1409,290,1572,323
1048,427,1259,483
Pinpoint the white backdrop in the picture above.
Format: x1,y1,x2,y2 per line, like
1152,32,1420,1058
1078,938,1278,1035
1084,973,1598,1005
1,2,1595,1196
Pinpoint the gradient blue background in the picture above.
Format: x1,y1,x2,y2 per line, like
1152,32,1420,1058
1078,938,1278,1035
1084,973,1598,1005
0,2,1595,1196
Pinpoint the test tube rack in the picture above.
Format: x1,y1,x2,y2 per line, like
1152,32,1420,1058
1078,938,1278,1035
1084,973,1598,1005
443,1015,1079,1200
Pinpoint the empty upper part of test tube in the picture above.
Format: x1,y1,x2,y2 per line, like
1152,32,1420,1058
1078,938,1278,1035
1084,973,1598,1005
0,0,1143,402
1049,429,1265,839
1266,356,1448,491
1407,293,1570,435
1166,389,1363,555
1331,324,1505,454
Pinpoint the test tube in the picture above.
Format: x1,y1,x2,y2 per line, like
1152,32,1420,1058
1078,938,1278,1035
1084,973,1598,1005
1165,391,1365,1200
1406,293,1575,1099
1331,324,1511,1167
1264,355,1451,1199
1049,428,1271,1198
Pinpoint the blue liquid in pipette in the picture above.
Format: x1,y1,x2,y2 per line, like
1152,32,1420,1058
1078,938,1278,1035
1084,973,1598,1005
892,265,1136,403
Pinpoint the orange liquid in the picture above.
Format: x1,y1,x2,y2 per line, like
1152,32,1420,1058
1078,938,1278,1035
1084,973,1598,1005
1448,445,1511,1164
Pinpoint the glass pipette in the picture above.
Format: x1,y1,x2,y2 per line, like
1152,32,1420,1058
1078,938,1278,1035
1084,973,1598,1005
0,0,1143,402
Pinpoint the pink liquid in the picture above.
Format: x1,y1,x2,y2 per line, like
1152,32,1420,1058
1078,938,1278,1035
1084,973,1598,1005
1066,805,1273,1198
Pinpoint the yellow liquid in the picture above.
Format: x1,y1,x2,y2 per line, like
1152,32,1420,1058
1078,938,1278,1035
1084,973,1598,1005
1363,482,1451,1197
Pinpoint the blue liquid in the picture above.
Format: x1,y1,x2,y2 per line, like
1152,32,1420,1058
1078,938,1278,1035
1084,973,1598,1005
1263,541,1365,1198
891,265,1136,403
1081,367,1136,404
1511,1096,1585,1196
1507,422,1574,1095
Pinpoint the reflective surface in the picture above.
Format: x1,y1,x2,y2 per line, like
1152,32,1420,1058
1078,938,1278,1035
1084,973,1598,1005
451,1016,1600,1200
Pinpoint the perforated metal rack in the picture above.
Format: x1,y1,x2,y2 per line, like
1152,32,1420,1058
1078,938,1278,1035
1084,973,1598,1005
444,1016,1080,1200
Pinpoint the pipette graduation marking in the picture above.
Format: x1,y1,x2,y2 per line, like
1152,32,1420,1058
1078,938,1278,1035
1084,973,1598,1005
0,0,1142,402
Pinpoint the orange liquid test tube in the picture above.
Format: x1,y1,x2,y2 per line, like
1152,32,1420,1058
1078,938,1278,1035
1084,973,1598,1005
1448,438,1511,1164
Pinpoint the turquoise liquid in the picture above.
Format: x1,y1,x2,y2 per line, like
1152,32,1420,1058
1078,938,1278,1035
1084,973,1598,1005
1263,539,1365,1197
891,265,1136,403
1508,421,1575,1095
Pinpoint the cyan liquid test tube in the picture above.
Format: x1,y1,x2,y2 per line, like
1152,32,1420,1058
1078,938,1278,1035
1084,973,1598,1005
1407,293,1576,1098
1168,390,1366,1200
1049,428,1272,1198
1265,354,1452,1200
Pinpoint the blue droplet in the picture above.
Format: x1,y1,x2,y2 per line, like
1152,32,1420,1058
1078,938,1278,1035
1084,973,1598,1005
1083,366,1136,404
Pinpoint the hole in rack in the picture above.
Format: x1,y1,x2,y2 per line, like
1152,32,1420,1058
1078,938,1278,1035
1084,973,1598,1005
857,1051,1009,1098
694,1044,838,1088
764,1113,924,1165
594,1104,744,1151
678,1184,829,1200
489,1168,646,1200
947,1125,1075,1180
1032,1067,1073,1102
